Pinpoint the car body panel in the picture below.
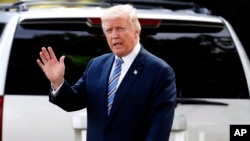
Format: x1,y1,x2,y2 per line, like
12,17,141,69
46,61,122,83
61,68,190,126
175,99,250,141
221,17,250,94
0,13,19,94
17,7,223,24
2,95,83,141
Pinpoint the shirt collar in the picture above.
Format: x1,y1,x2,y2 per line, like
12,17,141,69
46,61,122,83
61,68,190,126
115,42,140,65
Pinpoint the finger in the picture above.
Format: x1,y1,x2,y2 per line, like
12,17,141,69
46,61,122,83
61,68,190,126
47,47,57,60
42,47,51,61
59,55,65,64
39,51,47,64
37,59,44,70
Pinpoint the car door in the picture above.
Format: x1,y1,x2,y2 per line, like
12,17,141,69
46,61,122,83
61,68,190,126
0,13,83,141
0,13,22,141
128,16,250,141
148,18,250,141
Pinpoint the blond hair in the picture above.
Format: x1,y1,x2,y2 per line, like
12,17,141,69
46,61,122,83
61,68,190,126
101,4,141,32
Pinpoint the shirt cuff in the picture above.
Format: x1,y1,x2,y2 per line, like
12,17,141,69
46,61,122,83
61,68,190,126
51,80,64,95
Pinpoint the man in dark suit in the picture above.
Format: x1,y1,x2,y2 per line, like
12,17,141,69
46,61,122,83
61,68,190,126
37,4,176,141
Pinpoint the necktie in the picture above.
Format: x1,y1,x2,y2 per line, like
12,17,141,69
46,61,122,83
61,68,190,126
107,58,123,115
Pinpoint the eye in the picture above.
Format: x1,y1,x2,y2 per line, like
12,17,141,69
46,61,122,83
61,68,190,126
118,27,125,31
105,28,112,34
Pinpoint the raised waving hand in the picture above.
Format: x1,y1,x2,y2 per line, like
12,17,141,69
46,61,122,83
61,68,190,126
37,47,65,90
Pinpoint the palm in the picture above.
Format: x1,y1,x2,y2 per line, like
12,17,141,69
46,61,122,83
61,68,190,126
37,47,65,89
43,57,64,81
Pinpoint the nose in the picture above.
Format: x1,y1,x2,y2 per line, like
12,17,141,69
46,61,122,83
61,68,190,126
111,30,119,39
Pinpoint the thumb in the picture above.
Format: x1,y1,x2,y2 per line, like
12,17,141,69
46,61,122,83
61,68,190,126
59,55,65,64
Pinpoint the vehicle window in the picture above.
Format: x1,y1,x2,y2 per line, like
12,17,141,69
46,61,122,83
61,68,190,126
141,30,248,99
4,23,110,95
4,19,249,99
0,23,5,41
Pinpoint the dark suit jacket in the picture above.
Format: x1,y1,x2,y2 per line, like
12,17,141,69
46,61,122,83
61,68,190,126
49,46,176,141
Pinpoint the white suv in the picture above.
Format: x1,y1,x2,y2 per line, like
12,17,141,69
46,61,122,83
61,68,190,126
0,1,250,141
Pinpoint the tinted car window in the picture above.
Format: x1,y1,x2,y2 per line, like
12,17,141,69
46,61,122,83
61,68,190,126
0,23,5,40
4,19,249,99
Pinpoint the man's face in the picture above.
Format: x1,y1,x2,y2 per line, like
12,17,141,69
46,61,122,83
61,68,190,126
103,16,139,57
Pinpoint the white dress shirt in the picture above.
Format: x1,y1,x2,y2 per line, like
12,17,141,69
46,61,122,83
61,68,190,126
111,42,140,88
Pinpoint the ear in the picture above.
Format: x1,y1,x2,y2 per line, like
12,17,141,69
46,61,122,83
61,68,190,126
135,30,140,37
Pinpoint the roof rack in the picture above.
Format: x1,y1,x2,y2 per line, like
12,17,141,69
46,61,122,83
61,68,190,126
0,0,210,14
0,2,28,12
0,0,110,12
108,0,211,14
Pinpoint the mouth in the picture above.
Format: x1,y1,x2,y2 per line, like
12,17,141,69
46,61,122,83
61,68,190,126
113,43,123,48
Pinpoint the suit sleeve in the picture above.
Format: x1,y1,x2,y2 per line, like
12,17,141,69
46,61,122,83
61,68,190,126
49,79,87,112
48,59,96,112
146,65,177,141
